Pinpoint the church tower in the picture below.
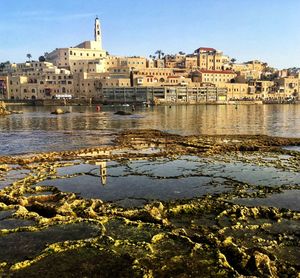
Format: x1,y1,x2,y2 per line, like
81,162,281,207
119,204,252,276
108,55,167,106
94,16,102,49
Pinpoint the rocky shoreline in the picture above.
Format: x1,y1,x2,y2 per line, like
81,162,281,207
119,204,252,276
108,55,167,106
0,130,299,277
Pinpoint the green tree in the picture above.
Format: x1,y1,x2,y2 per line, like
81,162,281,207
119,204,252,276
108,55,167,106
39,56,46,62
26,53,32,61
155,50,164,59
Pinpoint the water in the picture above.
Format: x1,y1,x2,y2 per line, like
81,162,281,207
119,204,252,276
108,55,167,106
0,222,100,263
233,190,300,211
0,104,300,155
283,146,300,152
33,156,300,207
36,158,230,205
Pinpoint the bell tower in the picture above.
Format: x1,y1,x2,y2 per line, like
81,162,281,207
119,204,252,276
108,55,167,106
94,16,102,49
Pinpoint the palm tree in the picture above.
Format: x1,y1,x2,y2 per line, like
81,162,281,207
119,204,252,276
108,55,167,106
26,53,32,62
230,58,236,64
178,51,185,55
155,50,164,59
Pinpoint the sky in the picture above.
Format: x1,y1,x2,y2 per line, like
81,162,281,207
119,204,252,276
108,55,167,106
0,0,299,69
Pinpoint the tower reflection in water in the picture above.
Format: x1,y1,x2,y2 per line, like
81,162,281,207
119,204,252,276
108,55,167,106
90,161,107,186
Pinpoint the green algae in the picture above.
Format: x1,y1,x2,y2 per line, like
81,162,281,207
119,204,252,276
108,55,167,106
0,130,299,277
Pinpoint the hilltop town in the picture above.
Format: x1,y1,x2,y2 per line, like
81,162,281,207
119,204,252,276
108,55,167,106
0,17,299,104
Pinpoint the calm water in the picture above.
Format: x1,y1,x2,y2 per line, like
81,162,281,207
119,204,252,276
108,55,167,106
0,104,300,155
34,156,300,208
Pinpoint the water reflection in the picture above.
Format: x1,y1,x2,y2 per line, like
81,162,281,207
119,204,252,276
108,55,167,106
0,104,299,154
90,161,107,185
36,155,300,207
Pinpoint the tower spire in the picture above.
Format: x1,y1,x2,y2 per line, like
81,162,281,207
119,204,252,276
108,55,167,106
94,16,102,49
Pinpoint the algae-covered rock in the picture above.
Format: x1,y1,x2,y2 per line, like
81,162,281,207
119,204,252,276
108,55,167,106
246,251,278,277
114,111,132,116
0,164,9,171
51,109,65,115
0,101,10,116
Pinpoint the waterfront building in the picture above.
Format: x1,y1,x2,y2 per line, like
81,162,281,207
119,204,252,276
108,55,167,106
99,86,227,104
0,76,8,99
1,17,299,103
193,47,230,70
8,63,74,100
221,83,250,100
274,77,299,98
191,70,236,85
46,17,106,72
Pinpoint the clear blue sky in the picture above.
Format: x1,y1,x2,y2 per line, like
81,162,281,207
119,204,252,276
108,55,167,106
0,0,299,69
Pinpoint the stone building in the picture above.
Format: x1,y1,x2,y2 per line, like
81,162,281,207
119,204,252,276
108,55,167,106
1,17,299,103
193,47,230,70
46,17,107,71
192,70,236,85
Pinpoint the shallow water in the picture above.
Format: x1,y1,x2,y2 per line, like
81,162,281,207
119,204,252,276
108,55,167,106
34,155,300,206
232,190,300,211
0,168,30,189
1,104,300,155
0,218,36,229
0,210,15,220
283,146,300,152
0,222,100,263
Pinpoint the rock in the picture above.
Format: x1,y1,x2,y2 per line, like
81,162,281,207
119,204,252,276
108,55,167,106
246,251,278,277
0,164,9,171
0,101,10,116
114,110,132,115
51,108,65,115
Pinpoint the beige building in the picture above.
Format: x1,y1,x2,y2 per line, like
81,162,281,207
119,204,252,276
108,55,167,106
222,83,249,100
3,17,299,103
193,47,230,70
192,70,236,85
8,62,74,100
248,80,274,97
244,60,267,72
133,75,192,87
274,77,299,97
47,17,106,71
